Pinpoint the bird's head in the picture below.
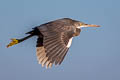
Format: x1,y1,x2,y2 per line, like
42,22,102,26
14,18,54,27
75,21,100,29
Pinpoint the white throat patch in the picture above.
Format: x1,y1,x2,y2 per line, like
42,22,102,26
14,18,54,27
77,26,85,29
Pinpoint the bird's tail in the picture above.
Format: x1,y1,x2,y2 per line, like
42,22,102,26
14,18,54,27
6,30,35,48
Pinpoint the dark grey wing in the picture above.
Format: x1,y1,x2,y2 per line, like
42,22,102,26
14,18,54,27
36,20,76,68
43,32,73,65
36,32,73,68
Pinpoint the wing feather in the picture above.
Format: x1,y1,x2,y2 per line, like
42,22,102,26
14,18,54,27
43,33,72,65
35,20,81,68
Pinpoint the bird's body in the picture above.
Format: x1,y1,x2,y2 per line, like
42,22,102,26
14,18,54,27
7,18,100,68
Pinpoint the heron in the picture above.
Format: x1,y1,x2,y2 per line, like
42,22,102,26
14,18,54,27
7,18,100,68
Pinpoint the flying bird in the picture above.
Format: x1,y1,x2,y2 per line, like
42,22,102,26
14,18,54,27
7,18,100,68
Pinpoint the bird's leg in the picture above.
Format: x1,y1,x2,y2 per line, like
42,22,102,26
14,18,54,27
6,34,34,48
6,38,19,48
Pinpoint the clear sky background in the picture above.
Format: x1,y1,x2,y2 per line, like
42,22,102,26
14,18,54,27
0,0,120,80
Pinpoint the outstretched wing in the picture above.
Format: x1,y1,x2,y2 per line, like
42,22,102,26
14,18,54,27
36,32,73,68
36,19,76,68
43,32,73,65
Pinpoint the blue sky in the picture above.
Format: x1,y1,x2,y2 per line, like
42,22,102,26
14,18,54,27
0,0,120,80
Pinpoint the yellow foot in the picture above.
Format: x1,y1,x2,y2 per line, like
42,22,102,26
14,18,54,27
7,38,19,48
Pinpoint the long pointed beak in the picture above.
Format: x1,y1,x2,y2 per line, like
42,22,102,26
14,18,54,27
82,24,100,27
